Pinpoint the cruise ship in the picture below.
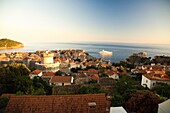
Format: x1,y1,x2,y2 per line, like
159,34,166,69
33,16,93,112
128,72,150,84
99,50,112,56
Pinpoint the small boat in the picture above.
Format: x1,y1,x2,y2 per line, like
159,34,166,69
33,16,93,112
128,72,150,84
99,50,112,56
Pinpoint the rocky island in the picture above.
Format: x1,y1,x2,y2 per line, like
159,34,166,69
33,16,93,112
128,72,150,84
0,38,24,50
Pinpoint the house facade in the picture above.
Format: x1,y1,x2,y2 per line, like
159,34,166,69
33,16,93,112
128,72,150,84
105,70,119,80
29,70,42,79
141,75,170,89
49,76,74,86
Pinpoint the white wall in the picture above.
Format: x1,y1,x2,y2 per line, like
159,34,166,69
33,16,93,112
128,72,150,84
42,53,54,64
141,75,170,89
30,72,42,79
141,75,156,89
109,75,119,80
51,82,71,86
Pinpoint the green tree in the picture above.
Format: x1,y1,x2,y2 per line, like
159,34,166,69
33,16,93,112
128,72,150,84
14,76,33,94
116,75,143,95
111,94,125,107
32,77,52,95
0,63,52,95
152,83,170,98
0,96,9,109
77,85,106,94
0,63,31,94
0,63,30,76
111,75,145,107
33,88,45,95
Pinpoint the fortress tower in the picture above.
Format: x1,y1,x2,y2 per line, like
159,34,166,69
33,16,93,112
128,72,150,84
36,51,60,72
42,53,54,64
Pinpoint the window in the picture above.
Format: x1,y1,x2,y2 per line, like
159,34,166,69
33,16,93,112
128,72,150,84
153,83,155,86
146,80,148,83
143,84,147,88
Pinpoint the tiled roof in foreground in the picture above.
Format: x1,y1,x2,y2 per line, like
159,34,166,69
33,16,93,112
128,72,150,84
5,93,107,113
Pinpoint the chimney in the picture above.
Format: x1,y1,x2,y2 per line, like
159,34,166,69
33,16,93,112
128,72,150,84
106,96,111,112
88,102,96,113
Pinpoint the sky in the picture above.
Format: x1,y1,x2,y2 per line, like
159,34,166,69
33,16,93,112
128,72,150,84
0,0,170,44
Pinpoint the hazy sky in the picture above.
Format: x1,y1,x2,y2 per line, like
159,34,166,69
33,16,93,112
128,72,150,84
0,0,170,44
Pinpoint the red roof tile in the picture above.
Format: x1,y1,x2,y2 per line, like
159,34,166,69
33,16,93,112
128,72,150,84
105,70,118,76
101,63,109,67
5,94,107,113
1,94,15,98
42,72,55,76
151,65,162,71
31,70,42,74
50,76,72,83
91,74,99,80
144,74,170,81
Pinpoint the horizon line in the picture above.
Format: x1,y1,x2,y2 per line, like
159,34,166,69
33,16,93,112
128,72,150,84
21,40,170,46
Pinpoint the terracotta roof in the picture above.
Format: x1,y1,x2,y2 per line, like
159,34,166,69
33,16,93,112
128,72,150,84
78,70,88,73
143,74,170,81
76,73,88,78
42,72,55,76
5,94,107,113
31,70,42,74
119,71,129,76
69,60,74,63
154,70,166,75
105,70,118,76
87,69,99,75
111,66,117,71
50,76,72,83
91,74,99,80
99,78,115,86
83,62,89,66
101,63,109,67
1,94,15,98
138,70,147,74
151,65,162,71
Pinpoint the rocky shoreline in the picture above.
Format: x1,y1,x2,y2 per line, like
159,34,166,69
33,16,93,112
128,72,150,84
0,44,24,50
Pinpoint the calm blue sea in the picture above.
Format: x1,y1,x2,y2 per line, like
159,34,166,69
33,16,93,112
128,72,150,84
0,42,170,63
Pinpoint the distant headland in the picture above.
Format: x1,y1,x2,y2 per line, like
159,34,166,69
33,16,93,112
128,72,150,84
0,38,24,50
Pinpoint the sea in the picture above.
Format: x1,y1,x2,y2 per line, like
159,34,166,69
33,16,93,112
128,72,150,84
0,42,170,63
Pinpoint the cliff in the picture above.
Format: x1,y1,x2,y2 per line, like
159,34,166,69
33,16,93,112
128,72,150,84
0,38,24,50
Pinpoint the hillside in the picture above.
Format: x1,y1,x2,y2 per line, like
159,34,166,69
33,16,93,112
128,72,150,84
0,38,24,50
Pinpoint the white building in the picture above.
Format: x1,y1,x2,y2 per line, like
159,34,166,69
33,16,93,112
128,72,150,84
141,75,170,89
110,107,127,113
158,99,170,113
106,70,119,80
29,70,43,79
49,76,74,86
109,74,119,80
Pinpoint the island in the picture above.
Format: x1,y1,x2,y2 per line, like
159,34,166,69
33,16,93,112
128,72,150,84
0,38,24,50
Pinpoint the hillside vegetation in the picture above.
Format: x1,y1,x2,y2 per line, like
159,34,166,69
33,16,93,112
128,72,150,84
0,38,24,50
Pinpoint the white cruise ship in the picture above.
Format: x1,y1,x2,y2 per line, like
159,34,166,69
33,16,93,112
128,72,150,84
99,50,112,56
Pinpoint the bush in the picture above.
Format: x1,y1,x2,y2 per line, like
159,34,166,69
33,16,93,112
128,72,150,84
111,94,125,107
126,91,160,113
0,96,9,109
77,85,106,94
152,83,170,98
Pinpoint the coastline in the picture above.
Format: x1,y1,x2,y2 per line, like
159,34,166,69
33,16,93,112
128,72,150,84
0,42,170,63
0,44,24,50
